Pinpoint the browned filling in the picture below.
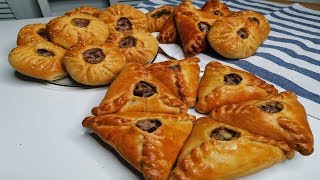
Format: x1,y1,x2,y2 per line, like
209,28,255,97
37,28,49,40
71,18,90,27
116,17,132,32
151,9,171,19
210,126,240,141
224,73,242,85
258,101,283,113
119,36,137,48
133,81,157,98
83,48,105,64
213,10,223,16
37,49,55,57
168,64,180,71
136,119,162,133
248,17,260,25
198,22,211,33
237,28,249,39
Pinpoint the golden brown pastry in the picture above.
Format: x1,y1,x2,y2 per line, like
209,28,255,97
47,13,109,49
196,61,277,113
175,2,219,56
63,42,126,85
146,5,174,32
170,117,295,180
209,91,314,155
99,4,148,37
92,62,188,116
146,57,200,107
107,30,158,64
83,112,195,180
200,0,231,17
17,23,50,46
207,10,270,59
9,41,67,81
65,6,102,17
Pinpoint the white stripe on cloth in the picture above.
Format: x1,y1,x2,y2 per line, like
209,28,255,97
270,23,320,40
273,11,320,27
226,2,272,14
234,0,286,11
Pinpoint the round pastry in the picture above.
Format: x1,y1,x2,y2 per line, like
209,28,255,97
99,4,148,36
47,13,109,49
17,23,50,46
146,5,174,32
108,31,159,64
65,6,102,17
63,42,126,85
207,11,270,59
9,41,67,81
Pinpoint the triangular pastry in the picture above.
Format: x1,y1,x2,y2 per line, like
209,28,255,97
92,62,188,115
195,61,278,113
200,0,231,17
83,112,195,180
146,57,200,107
146,5,175,32
169,117,295,180
209,91,314,155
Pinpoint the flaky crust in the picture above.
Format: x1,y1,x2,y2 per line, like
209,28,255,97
209,91,314,155
82,112,195,180
107,30,159,64
65,6,102,17
146,57,200,107
8,41,67,81
208,10,270,59
196,61,277,113
17,23,50,46
200,0,231,17
146,5,174,32
63,42,126,85
47,13,109,49
170,117,294,180
92,62,188,115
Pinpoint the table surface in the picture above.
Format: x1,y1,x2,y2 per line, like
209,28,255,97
0,2,319,180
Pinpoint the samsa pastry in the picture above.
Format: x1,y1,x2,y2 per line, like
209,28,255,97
170,117,295,180
200,0,231,17
65,6,102,17
83,112,195,180
17,23,50,46
196,61,277,113
92,62,188,115
146,57,200,107
208,10,270,59
9,41,67,81
108,31,158,64
146,5,174,32
47,13,109,49
209,91,314,155
63,42,126,85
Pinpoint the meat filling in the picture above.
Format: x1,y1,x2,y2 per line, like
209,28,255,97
119,36,137,48
211,126,240,141
258,101,283,113
237,28,249,39
198,22,211,33
116,17,132,32
133,81,157,98
37,28,49,40
151,9,171,19
224,73,242,85
136,119,162,133
71,18,90,27
37,49,55,57
83,48,105,64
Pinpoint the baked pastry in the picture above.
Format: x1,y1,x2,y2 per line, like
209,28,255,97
196,61,277,113
170,117,295,180
65,6,102,17
175,2,219,56
107,30,158,64
17,23,50,46
146,57,200,107
200,0,231,17
9,41,67,81
92,62,188,115
82,112,195,180
99,4,148,37
209,91,314,155
63,42,126,85
146,5,174,32
207,10,270,59
47,13,109,49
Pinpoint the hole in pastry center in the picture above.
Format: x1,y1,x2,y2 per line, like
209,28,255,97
71,18,90,27
224,73,242,85
37,49,55,57
237,28,249,39
116,17,132,32
136,119,162,133
168,64,180,71
119,36,137,48
210,126,240,141
133,81,157,98
198,22,211,33
213,10,223,16
151,9,171,19
37,28,49,40
248,17,260,25
258,101,283,113
83,48,105,64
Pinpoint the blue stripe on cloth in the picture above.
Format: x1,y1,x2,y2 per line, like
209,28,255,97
226,2,271,14
289,5,320,17
268,20,320,37
281,10,320,23
230,0,279,13
270,13,320,30
245,0,289,9
270,27,320,44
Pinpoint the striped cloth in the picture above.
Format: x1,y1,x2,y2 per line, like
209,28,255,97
136,1,320,120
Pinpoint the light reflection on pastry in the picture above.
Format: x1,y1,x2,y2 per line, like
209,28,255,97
17,23,50,46
65,6,102,17
146,5,174,32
